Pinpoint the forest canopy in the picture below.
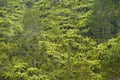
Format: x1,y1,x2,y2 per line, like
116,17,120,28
0,0,120,80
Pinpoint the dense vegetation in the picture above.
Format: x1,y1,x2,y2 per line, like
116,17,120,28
0,0,120,80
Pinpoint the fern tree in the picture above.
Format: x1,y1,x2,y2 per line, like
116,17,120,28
100,37,120,80
0,0,28,79
22,0,103,80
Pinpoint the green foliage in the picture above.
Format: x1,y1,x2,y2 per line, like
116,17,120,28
0,0,7,7
88,0,119,42
100,38,120,80
0,0,120,80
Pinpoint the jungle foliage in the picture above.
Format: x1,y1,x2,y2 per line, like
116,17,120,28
0,0,120,80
